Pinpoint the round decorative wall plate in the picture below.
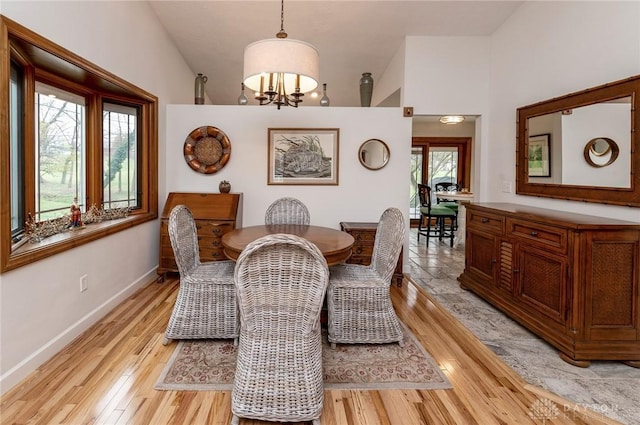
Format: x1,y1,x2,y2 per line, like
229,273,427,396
183,126,231,174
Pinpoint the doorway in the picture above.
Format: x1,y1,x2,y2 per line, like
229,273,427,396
410,137,471,227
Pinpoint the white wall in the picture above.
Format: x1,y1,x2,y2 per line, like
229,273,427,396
561,103,630,187
404,36,491,116
0,1,195,394
373,39,405,107
165,105,412,229
402,36,491,201
488,1,640,222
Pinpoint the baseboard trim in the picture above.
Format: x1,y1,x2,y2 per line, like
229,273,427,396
0,268,157,395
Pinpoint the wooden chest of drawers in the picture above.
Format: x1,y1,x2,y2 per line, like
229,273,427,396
157,192,242,281
340,222,403,286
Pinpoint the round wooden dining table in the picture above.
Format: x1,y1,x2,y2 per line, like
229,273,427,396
221,224,355,266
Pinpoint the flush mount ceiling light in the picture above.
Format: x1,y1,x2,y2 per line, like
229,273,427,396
439,115,465,124
243,0,319,109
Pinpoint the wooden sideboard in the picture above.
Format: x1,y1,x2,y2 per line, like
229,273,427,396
340,222,403,286
157,192,242,281
458,203,640,367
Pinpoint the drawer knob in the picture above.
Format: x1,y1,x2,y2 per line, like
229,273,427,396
481,218,489,223
530,231,538,237
490,259,497,264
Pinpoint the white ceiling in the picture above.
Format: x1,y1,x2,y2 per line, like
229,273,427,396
148,1,523,107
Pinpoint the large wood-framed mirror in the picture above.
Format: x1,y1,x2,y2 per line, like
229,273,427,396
516,74,640,207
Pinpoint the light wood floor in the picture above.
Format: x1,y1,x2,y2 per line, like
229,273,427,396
1,275,621,425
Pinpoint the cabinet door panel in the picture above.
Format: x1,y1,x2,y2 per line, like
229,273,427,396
516,246,566,324
466,230,498,285
585,233,638,341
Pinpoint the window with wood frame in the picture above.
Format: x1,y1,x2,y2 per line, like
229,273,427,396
1,16,158,272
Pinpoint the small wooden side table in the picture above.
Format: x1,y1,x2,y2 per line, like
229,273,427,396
340,222,404,287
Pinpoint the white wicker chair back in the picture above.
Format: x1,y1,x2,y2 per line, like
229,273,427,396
264,197,311,225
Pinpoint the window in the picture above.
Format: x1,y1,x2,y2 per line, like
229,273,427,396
1,16,158,272
35,82,87,221
10,61,25,239
103,102,140,210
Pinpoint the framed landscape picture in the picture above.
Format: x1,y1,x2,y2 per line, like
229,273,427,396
528,133,550,177
267,128,339,185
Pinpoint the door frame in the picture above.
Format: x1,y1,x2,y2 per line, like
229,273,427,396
411,137,472,227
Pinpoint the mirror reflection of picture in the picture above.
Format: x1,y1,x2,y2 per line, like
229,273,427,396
528,133,550,177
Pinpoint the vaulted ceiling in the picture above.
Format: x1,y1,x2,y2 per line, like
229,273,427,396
149,1,522,107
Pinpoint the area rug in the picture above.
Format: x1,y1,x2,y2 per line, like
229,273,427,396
155,323,451,391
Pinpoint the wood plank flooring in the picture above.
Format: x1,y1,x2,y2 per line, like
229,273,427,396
0,275,622,425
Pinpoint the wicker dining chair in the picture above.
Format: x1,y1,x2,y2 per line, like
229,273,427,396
327,207,405,348
231,234,329,425
264,197,310,225
163,205,238,345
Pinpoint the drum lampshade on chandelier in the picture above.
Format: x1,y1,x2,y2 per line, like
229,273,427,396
243,0,319,109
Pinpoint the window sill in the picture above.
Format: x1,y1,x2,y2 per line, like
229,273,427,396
2,212,156,273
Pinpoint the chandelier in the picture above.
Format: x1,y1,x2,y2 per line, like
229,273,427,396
242,0,319,109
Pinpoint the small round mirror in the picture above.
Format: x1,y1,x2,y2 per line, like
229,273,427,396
584,137,619,167
359,139,390,170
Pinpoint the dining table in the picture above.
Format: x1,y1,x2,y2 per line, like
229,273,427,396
221,224,355,266
434,191,475,247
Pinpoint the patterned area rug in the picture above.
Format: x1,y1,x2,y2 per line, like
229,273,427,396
155,324,451,391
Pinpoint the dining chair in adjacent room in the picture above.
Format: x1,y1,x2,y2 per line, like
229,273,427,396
327,207,405,348
163,205,238,345
264,197,310,225
434,182,460,215
417,184,457,247
231,234,329,425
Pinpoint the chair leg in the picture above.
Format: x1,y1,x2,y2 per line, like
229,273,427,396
312,419,321,425
449,217,456,247
425,217,431,246
230,414,240,425
162,337,171,346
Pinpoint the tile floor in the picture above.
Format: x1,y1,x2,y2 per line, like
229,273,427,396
407,228,640,425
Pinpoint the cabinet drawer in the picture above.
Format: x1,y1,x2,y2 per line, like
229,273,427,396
349,256,372,266
467,210,504,234
195,221,234,237
160,257,177,270
351,231,376,243
161,245,175,258
198,236,224,250
507,218,568,254
351,243,373,257
200,248,227,261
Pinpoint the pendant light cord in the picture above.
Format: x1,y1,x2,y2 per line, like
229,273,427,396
277,0,288,38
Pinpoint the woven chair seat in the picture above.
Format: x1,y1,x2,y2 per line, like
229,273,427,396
185,259,235,283
329,264,388,288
